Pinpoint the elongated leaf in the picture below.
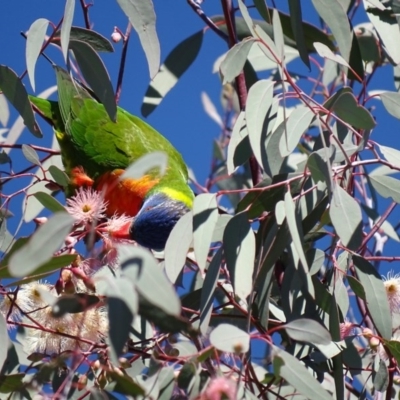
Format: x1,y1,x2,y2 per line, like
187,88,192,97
61,0,75,61
380,91,400,119
272,345,332,400
279,106,315,157
6,255,75,285
116,0,160,79
164,211,193,283
53,26,114,52
8,213,73,277
311,0,352,62
0,66,42,137
364,0,400,64
353,255,392,340
26,18,49,91
272,9,284,61
199,247,222,334
288,0,310,68
48,165,69,188
21,144,40,166
314,42,349,68
193,194,218,273
0,313,7,370
246,79,275,169
283,318,331,345
209,323,250,353
220,38,256,84
119,245,181,316
142,30,203,117
284,191,309,273
69,40,117,122
378,144,400,169
0,94,9,127
32,192,65,213
369,175,400,203
107,281,136,363
121,151,167,180
223,213,256,299
329,185,363,250
227,111,247,174
332,91,376,130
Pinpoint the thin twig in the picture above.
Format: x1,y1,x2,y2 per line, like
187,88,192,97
115,23,132,104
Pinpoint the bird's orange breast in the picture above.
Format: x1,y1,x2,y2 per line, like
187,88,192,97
94,170,159,217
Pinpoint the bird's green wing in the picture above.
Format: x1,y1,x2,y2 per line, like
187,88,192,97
53,66,189,182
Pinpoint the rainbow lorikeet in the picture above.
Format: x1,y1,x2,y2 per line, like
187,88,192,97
29,66,194,250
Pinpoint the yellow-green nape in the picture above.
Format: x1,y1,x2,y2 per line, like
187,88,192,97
159,187,193,209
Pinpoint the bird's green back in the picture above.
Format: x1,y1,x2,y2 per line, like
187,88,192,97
30,67,193,206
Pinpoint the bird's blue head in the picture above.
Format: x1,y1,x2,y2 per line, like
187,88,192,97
130,192,190,251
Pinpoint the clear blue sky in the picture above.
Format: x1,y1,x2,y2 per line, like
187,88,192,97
1,1,400,277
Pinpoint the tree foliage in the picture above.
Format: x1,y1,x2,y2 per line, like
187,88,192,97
1,0,400,399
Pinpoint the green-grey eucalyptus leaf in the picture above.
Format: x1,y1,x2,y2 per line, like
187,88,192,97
48,165,69,188
223,213,256,300
307,248,325,275
53,26,114,52
61,0,75,61
272,345,332,400
199,247,222,335
313,42,349,68
246,79,275,168
69,40,117,122
32,192,65,214
284,191,309,273
119,245,181,316
373,357,389,392
0,313,7,370
220,38,256,84
279,106,315,157
329,185,363,250
283,318,331,345
26,18,49,91
209,323,250,353
0,65,42,137
272,9,284,61
311,0,352,62
141,30,203,117
380,91,400,119
116,0,160,79
164,211,193,283
353,255,392,340
364,0,400,64
121,151,167,180
378,144,400,169
8,212,73,277
21,144,40,166
193,194,218,273
227,111,247,174
369,175,400,203
0,94,9,126
332,91,376,130
107,286,135,363
288,0,310,68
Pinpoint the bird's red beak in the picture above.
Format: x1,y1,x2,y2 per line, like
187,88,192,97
109,220,131,240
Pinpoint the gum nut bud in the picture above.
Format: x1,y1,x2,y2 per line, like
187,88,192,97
77,375,88,390
111,32,122,43
369,336,380,349
92,360,101,371
393,376,400,385
119,358,130,368
61,269,73,283
34,217,48,226
362,328,374,338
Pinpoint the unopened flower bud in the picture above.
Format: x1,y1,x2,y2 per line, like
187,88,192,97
111,32,122,43
369,336,380,349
